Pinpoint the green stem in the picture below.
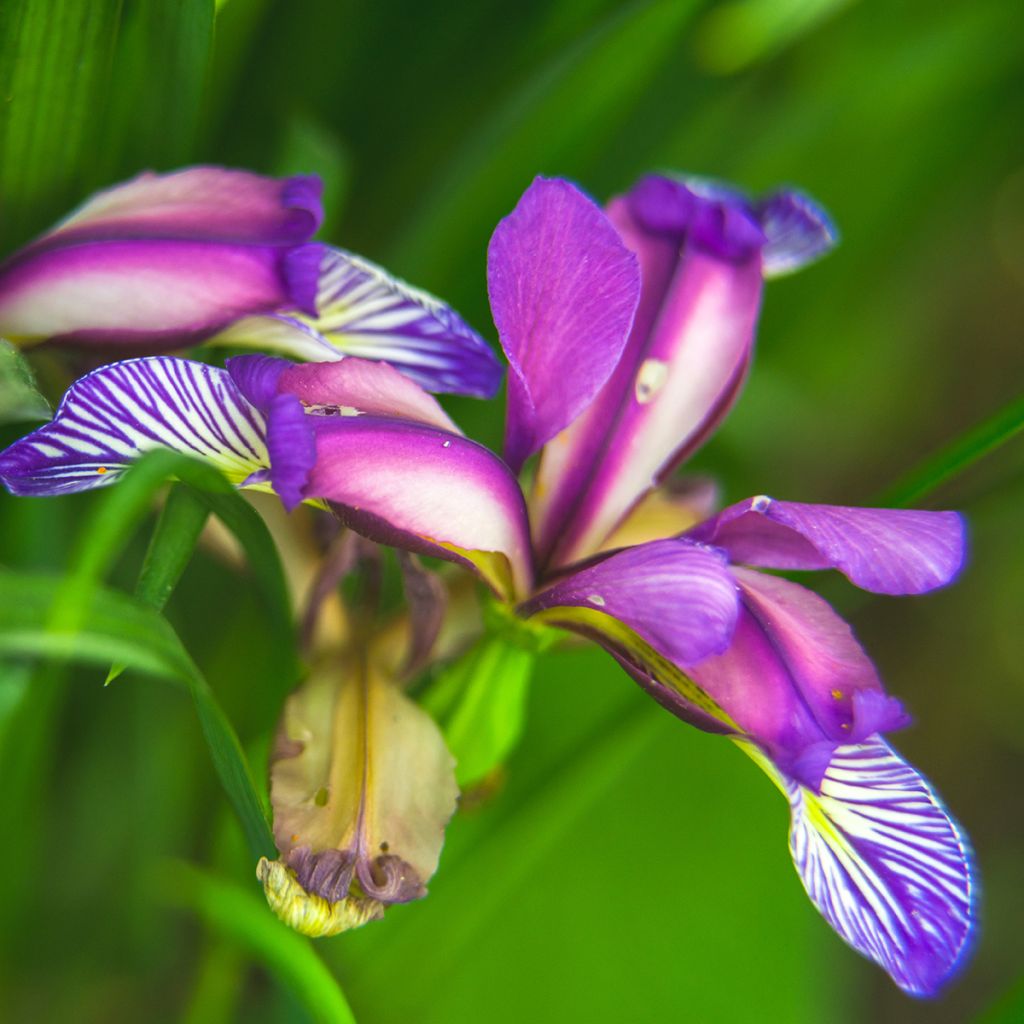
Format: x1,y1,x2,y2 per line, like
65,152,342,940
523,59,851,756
877,393,1024,508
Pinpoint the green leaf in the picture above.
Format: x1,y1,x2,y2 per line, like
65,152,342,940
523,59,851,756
99,0,215,173
0,570,276,859
394,0,699,284
0,340,50,423
974,974,1024,1024
422,636,535,787
135,484,212,610
275,113,351,240
107,483,211,685
160,860,357,1024
877,392,1024,508
0,0,123,249
59,449,297,692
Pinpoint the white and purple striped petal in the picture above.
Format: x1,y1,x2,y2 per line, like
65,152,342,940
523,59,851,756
0,168,323,348
212,246,502,399
0,358,268,496
487,177,640,472
688,497,966,595
740,736,976,997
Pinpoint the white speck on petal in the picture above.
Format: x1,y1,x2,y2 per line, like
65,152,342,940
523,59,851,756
442,439,452,448
587,594,606,607
634,359,668,404
751,494,771,512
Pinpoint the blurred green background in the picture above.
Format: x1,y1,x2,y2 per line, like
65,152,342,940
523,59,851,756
1,0,1022,1021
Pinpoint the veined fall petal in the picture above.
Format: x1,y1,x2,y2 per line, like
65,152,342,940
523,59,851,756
0,168,323,348
0,357,269,496
737,736,976,997
210,245,503,398
265,654,459,935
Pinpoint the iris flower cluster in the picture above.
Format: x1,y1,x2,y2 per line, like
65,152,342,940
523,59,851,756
0,166,976,997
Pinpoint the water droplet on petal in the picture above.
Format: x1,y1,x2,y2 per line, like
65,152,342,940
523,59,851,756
588,594,606,607
635,359,668,404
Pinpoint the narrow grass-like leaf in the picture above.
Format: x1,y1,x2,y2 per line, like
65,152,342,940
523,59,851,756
0,570,275,858
57,449,297,689
395,0,698,283
877,393,1024,507
161,860,357,1024
0,0,123,249
975,974,1024,1024
136,485,212,610
107,484,211,685
99,0,215,175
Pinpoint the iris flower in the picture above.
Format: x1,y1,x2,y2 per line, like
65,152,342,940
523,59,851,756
0,173,975,996
0,166,501,398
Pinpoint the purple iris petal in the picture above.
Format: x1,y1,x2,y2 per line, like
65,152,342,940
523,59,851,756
533,193,762,567
211,246,503,399
758,190,837,278
283,243,328,317
778,737,976,997
32,167,323,247
226,354,291,409
304,417,533,601
267,393,317,512
686,496,966,595
626,174,765,261
0,357,268,496
0,168,323,348
522,538,739,669
488,177,640,472
277,358,459,432
688,568,909,789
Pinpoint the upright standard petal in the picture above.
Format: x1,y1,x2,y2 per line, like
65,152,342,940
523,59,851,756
687,497,966,594
264,656,459,935
0,358,268,496
0,168,323,348
305,417,533,601
531,180,763,568
210,246,503,398
487,177,640,472
687,569,910,788
738,736,976,997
